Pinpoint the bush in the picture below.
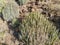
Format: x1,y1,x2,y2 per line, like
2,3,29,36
17,0,29,5
0,0,8,12
19,12,58,45
2,0,19,21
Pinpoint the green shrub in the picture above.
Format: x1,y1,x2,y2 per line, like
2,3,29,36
19,12,58,45
0,0,7,12
2,0,19,21
18,0,29,5
11,18,20,28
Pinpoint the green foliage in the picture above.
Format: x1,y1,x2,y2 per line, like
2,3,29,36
2,0,19,21
19,12,58,45
0,31,5,39
0,0,7,12
11,18,20,28
19,0,29,5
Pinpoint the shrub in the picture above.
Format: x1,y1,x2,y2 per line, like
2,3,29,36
2,0,19,21
19,12,58,45
0,18,8,44
18,0,29,5
0,0,7,12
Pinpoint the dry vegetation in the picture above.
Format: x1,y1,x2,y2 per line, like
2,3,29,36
0,0,60,45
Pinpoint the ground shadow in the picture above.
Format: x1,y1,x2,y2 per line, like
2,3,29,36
48,16,60,39
7,18,22,42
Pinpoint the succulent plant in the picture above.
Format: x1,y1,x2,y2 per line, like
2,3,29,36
0,0,7,12
2,0,19,21
18,0,29,5
19,11,58,45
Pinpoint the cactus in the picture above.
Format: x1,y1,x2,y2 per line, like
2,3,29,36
19,12,58,45
18,0,29,5
0,0,7,12
2,0,19,21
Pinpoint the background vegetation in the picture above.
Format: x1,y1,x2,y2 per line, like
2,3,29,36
0,0,60,45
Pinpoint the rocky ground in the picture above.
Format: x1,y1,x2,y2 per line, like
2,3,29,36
0,0,60,45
